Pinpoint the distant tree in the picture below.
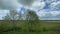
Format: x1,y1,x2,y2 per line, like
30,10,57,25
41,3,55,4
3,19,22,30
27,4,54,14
3,14,11,20
3,10,22,30
3,10,18,28
25,9,40,32
26,10,39,20
25,9,39,25
3,10,19,20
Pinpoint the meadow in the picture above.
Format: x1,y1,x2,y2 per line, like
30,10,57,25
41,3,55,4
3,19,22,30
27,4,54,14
0,20,60,34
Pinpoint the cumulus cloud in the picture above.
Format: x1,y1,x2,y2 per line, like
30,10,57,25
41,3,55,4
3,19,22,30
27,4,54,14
0,0,60,20
0,0,46,10
37,11,47,17
18,0,35,6
37,9,60,17
50,11,60,16
50,1,60,10
45,0,58,3
36,10,47,17
18,0,46,10
0,0,20,10
0,0,59,10
32,1,45,10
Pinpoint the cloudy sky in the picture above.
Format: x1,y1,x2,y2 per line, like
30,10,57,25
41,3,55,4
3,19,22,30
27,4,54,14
0,0,60,20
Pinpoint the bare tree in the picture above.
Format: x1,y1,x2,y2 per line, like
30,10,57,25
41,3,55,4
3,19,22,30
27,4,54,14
3,10,19,20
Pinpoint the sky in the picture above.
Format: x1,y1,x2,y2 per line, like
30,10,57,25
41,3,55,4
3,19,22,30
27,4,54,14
0,0,60,20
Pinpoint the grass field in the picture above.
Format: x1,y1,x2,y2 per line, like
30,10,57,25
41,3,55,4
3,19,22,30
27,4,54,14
0,20,60,34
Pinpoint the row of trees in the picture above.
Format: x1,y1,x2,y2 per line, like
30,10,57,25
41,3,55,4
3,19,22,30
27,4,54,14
3,9,39,20
2,9,40,31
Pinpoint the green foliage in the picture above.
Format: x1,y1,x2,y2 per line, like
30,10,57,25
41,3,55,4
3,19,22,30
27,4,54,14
25,9,40,26
26,9,39,20
0,20,60,34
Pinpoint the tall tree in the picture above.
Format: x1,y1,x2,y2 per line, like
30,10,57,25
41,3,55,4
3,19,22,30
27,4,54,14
25,9,39,20
3,10,21,29
24,9,39,25
3,14,11,20
3,10,19,20
24,9,40,31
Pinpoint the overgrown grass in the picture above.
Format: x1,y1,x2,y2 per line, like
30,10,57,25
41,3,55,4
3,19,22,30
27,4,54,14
0,20,60,34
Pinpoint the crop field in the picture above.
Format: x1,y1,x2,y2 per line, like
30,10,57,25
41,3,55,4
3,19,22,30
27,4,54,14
0,20,60,34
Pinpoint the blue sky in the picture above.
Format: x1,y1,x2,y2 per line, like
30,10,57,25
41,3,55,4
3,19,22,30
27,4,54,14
0,0,60,20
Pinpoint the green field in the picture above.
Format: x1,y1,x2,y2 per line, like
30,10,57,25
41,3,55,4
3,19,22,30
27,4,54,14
0,20,60,34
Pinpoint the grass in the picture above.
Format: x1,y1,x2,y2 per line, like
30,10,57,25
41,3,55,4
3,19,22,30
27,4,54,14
0,20,60,34
1,31,60,34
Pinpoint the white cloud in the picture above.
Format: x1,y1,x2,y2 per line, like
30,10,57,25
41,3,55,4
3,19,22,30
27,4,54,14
50,11,60,16
0,10,9,20
16,0,46,11
45,0,57,3
0,0,60,20
50,1,60,9
38,11,47,17
0,0,46,10
0,10,9,14
32,1,45,10
37,9,60,17
36,10,47,17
